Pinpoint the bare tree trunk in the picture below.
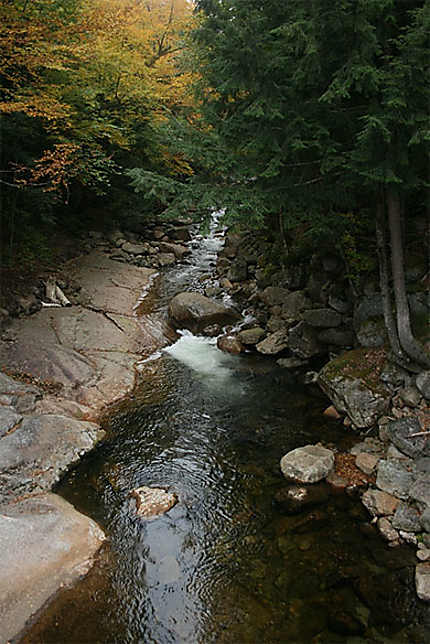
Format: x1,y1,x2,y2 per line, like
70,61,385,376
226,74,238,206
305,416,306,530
375,193,403,359
387,186,430,367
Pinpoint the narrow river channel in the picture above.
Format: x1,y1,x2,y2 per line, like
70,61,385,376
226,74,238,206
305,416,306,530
23,216,428,643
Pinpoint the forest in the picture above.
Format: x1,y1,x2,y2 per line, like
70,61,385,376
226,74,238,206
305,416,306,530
1,0,429,367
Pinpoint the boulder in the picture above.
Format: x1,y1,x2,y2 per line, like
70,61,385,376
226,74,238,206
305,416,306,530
168,292,240,333
398,386,422,407
227,259,248,282
121,241,148,255
376,460,416,501
287,321,322,359
256,330,289,355
415,563,430,601
416,371,430,400
356,318,386,348
260,286,290,307
318,354,390,429
217,334,244,355
355,452,379,475
317,327,355,347
0,493,105,642
158,252,176,267
281,290,312,322
170,225,191,242
409,475,430,512
131,486,177,518
274,483,329,514
158,241,190,261
237,327,265,346
362,489,400,517
302,308,342,328
377,517,400,543
280,444,334,483
353,295,383,330
391,503,421,532
328,295,351,314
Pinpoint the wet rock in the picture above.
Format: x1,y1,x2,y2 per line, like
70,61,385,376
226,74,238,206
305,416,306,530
303,308,342,328
409,475,430,511
260,286,290,307
131,486,177,519
318,358,390,429
277,356,308,369
0,493,105,642
0,407,22,438
280,445,334,484
287,322,322,359
168,292,240,333
274,483,329,514
256,330,289,355
158,241,190,261
217,334,244,355
417,549,430,562
386,417,429,458
377,517,400,543
362,489,400,517
415,563,430,601
170,225,191,242
355,452,379,475
219,277,233,291
356,318,386,348
316,327,355,347
376,460,416,500
392,503,422,532
416,371,430,400
237,327,265,346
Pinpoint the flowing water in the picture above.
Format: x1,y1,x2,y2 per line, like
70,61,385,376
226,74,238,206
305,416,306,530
22,215,429,643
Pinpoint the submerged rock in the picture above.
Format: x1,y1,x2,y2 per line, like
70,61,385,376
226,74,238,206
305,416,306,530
274,483,329,514
131,486,177,519
280,445,334,484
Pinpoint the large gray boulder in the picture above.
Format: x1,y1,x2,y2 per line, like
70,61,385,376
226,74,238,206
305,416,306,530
260,286,290,307
281,290,312,322
287,321,322,359
168,292,240,333
256,330,288,355
280,444,334,483
376,460,416,500
0,493,105,642
318,352,390,429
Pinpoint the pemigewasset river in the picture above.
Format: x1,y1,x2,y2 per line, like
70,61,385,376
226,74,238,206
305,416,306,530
22,215,429,643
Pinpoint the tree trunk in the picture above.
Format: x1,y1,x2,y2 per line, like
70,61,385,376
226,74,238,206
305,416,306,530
386,186,430,367
375,194,403,359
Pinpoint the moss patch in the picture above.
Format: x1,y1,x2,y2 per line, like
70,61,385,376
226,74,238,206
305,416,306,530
322,347,387,392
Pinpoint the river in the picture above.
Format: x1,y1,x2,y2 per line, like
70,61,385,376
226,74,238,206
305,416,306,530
22,215,428,643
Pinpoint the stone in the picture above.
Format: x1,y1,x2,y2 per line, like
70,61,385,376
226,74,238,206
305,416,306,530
416,371,430,400
380,361,409,388
416,457,430,474
121,241,148,255
131,486,177,518
415,563,430,601
280,444,334,484
353,295,383,329
409,475,430,511
355,452,379,475
168,292,240,333
303,308,342,328
281,290,312,322
260,286,290,307
376,460,416,500
377,517,399,543
216,257,231,275
0,407,22,438
277,356,308,369
328,295,350,314
323,405,341,420
386,417,429,458
266,315,288,333
0,493,105,642
421,508,430,533
0,414,104,504
392,503,421,532
398,386,422,408
274,483,329,514
362,489,400,517
317,327,355,347
256,330,289,355
417,549,430,562
227,259,248,282
318,358,390,429
326,470,349,490
356,318,386,348
219,278,233,291
158,241,190,261
217,334,244,355
237,327,265,346
170,225,191,242
157,252,176,267
287,322,322,359
386,444,410,461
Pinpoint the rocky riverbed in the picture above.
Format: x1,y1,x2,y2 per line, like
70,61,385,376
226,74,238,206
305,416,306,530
0,221,192,641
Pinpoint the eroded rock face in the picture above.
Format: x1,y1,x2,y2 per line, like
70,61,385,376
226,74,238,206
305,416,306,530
168,292,240,333
280,445,334,484
131,486,178,519
0,493,105,642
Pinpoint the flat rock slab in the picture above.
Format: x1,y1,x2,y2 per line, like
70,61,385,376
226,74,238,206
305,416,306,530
0,493,105,642
280,445,334,483
0,414,104,504
131,486,178,519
